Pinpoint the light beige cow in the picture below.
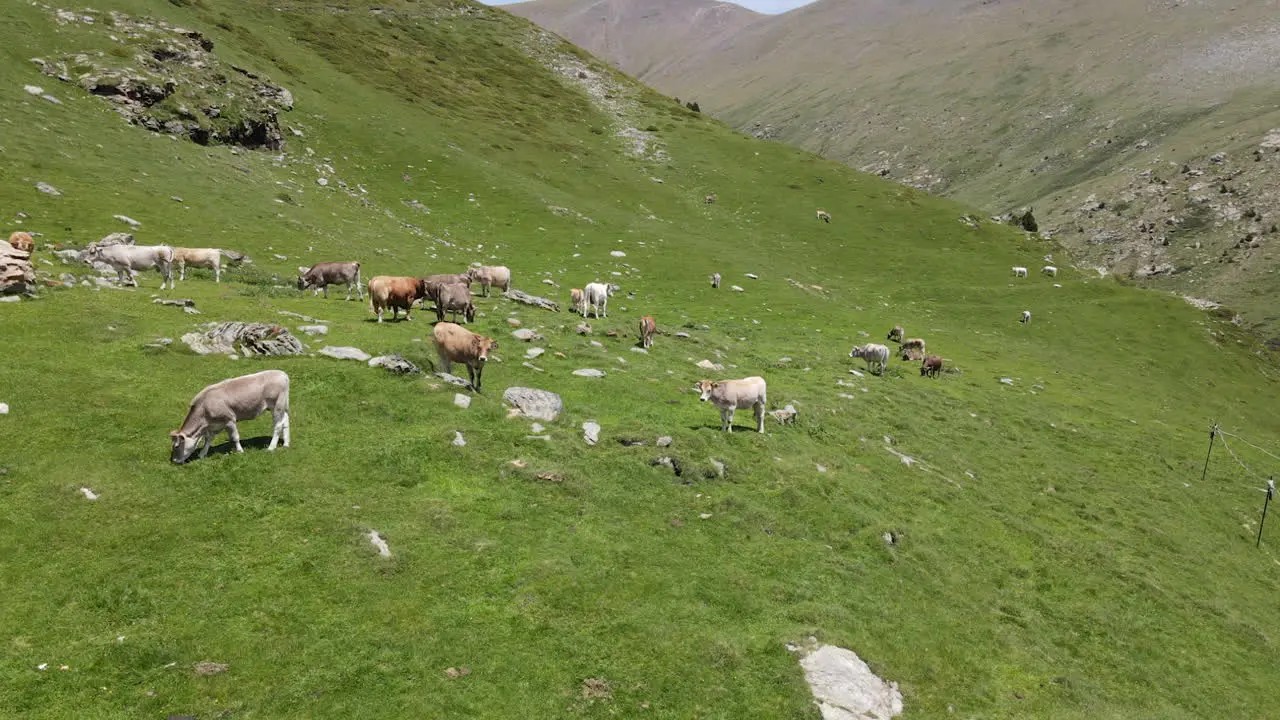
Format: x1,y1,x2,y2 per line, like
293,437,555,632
433,322,497,392
173,247,223,282
694,376,767,433
169,369,290,463
467,265,511,297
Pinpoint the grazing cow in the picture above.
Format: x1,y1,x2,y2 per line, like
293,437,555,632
638,315,656,349
421,272,472,302
705,193,717,205
368,275,427,322
433,322,497,392
849,343,890,375
711,272,721,289
435,282,476,324
298,261,362,300
582,282,617,318
173,247,223,283
169,369,290,463
887,325,904,343
569,287,585,313
8,232,34,253
1041,265,1058,277
1012,266,1028,278
468,265,511,297
694,376,768,433
86,243,175,289
900,338,926,361
921,355,944,377
1020,310,1032,325
816,209,831,223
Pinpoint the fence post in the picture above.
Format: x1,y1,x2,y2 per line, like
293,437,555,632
1258,479,1274,548
1201,423,1219,483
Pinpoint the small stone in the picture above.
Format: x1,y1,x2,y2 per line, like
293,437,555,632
576,323,592,335
675,332,689,338
631,347,648,354
454,394,471,409
656,436,672,447
0,403,10,415
113,214,141,228
999,377,1014,385
730,285,744,292
368,354,420,374
36,182,62,197
507,318,522,327
521,362,544,372
590,340,603,348
182,306,200,314
452,431,467,447
319,346,371,362
709,458,725,477
745,273,758,279
816,464,827,473
611,250,627,257
0,296,20,303
696,359,724,371
193,661,228,677
23,85,43,95
573,368,605,378
297,325,328,336
525,347,545,359
883,532,896,545
583,421,601,445
79,487,99,500
316,177,329,186
512,329,539,342
503,387,563,422
367,530,391,557
530,423,545,433
699,513,713,520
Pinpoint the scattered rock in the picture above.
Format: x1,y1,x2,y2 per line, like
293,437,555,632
730,285,744,292
582,421,601,445
445,666,471,679
696,359,724,371
182,306,200,315
368,354,419,374
699,513,713,520
153,298,194,307
530,423,545,433
452,431,467,447
576,322,592,335
182,322,304,356
193,661,228,677
502,288,559,312
816,464,827,473
512,328,540,342
507,318,522,327
573,368,605,378
436,372,471,388
589,340,603,348
610,250,627,257
367,530,391,558
79,487,99,501
795,644,903,720
319,346,371,362
883,532,897,546
999,377,1014,385
113,214,141,228
23,85,43,95
297,324,328,336
503,387,563,421
709,458,726,478
0,403,9,415
675,331,689,338
1210,152,1227,164
454,394,471,409
525,347,545,360
656,436,673,447
36,182,62,197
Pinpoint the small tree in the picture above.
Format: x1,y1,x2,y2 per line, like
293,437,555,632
1019,207,1038,233
686,101,701,113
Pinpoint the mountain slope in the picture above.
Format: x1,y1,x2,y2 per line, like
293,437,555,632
507,0,1280,339
3,1,1280,718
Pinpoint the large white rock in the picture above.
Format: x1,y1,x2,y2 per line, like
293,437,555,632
319,346,371,362
582,421,601,445
503,387,563,422
797,645,903,720
572,368,605,378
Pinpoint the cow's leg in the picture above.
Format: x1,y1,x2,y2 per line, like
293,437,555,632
755,402,765,433
725,408,735,432
602,299,608,318
268,410,289,450
197,430,213,459
322,284,329,299
226,422,243,453
282,412,291,447
179,261,187,281
214,263,220,283
473,364,484,392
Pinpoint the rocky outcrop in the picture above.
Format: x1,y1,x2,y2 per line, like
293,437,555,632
0,241,36,296
182,322,305,356
34,9,293,151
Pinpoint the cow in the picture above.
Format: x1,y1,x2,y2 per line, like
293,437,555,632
169,369,290,463
421,272,472,302
1020,310,1032,325
435,282,476,324
85,243,174,289
433,322,497,392
694,376,767,433
887,325,904,343
850,343,890,375
1041,265,1058,277
7,232,34,253
711,272,721,289
570,288,585,314
816,210,831,223
582,282,618,318
368,275,427,322
173,247,223,283
298,261,362,300
638,315,656,349
921,355,944,378
704,193,717,205
900,338,926,361
468,265,511,297
1012,266,1028,278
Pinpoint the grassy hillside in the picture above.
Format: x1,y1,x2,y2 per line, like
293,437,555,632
508,0,1280,340
3,1,1280,717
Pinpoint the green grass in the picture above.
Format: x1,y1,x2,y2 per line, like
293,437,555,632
3,1,1280,718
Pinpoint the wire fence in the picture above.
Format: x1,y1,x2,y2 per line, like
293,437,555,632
1211,426,1278,488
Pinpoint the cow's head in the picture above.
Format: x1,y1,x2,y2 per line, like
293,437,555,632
296,275,309,291
473,335,496,363
466,267,480,279
693,380,718,401
459,274,473,286
169,430,198,464
849,345,863,359
607,283,620,296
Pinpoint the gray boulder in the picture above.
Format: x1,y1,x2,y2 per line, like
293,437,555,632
573,368,605,378
320,346,371,362
583,421,601,445
369,354,419,374
182,322,305,356
503,387,563,422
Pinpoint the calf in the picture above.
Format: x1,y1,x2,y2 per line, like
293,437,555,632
816,209,831,223
1041,265,1058,277
433,322,497,392
169,369,290,463
422,272,472,302
849,343,890,375
86,243,174,289
638,315,656,349
920,355,944,378
298,261,362,300
694,376,767,433
1020,310,1032,325
468,265,511,297
1012,266,1028,278
435,282,476,324
570,288,585,313
368,275,427,322
174,247,222,283
887,325,904,343
582,281,617,318
900,338,926,361
7,232,34,253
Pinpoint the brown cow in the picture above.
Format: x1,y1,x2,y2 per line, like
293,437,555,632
368,275,427,322
7,232,34,253
638,315,656,349
435,282,476,324
298,261,362,300
921,355,944,378
433,322,497,392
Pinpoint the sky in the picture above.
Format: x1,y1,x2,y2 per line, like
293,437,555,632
480,0,818,13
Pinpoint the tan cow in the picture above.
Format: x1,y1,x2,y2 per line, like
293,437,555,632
887,325,904,343
7,232,34,253
569,288,584,313
435,282,476,324
900,338,926,361
639,315,656,349
467,265,511,297
173,247,222,282
169,369,290,463
694,376,767,433
433,322,497,392
816,210,831,223
368,275,427,322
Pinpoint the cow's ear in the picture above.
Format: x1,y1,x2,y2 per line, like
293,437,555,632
169,430,179,438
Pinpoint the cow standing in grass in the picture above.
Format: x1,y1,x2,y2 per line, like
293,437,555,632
694,377,767,433
435,282,477,324
368,275,427,322
86,244,175,289
174,247,223,283
639,315,656,349
850,343,890,375
433,322,497,392
816,210,831,223
468,265,511,297
921,355,944,377
298,261,362,300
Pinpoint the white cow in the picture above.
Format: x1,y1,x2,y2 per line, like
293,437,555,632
1020,310,1032,325
1012,266,1028,278
174,247,222,283
694,376,767,433
86,244,175,289
849,343,890,375
169,370,291,463
582,282,618,318
1041,265,1058,277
